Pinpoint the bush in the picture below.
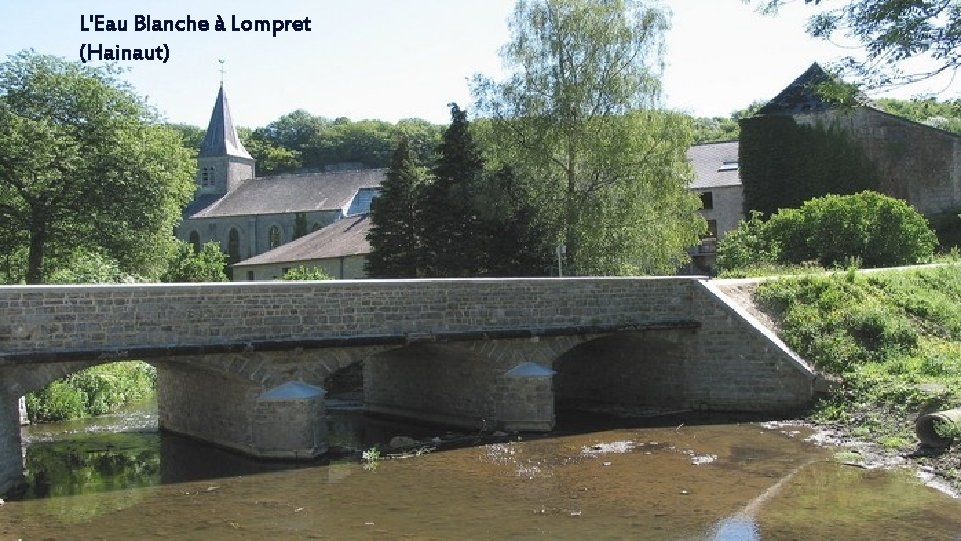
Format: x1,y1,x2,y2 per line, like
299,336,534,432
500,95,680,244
162,241,227,282
281,265,334,280
717,191,937,272
26,362,157,423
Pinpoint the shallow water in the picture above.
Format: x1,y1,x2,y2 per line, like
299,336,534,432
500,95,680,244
3,405,961,540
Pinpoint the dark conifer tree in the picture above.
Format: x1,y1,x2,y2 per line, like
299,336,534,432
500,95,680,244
419,103,487,277
365,137,424,278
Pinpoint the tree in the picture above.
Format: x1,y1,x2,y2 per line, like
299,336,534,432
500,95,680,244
473,0,704,275
366,137,426,278
162,241,228,282
419,103,487,276
759,0,961,87
0,51,194,283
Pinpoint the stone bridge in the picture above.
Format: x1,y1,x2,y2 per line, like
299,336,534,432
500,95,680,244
0,277,820,493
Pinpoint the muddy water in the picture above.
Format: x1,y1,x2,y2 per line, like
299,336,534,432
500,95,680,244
4,409,961,540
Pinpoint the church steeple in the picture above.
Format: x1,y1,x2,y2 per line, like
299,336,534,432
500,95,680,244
196,83,255,195
199,84,252,160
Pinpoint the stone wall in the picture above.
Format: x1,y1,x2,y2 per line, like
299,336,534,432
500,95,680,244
0,277,696,361
795,108,961,218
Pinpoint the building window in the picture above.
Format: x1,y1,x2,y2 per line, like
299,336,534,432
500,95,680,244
700,191,713,210
201,168,209,187
228,228,240,263
188,230,201,251
247,270,254,281
718,160,738,172
268,225,282,249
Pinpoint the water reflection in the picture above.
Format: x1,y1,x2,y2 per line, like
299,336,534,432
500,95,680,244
6,405,961,539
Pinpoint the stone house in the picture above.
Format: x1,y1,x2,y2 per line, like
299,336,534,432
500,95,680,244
176,84,384,273
742,63,961,228
233,214,372,280
687,140,743,273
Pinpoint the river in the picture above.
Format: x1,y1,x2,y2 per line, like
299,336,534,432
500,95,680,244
3,401,961,540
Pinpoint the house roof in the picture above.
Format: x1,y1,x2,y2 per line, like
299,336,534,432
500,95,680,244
186,169,386,219
687,141,741,189
757,63,871,115
234,213,372,267
199,84,252,160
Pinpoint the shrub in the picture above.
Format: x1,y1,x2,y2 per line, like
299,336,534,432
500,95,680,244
281,265,334,280
26,362,157,423
717,191,937,272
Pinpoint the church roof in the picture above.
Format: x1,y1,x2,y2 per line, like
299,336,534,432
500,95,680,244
234,213,372,267
199,84,252,159
687,141,741,189
186,169,385,218
757,63,871,115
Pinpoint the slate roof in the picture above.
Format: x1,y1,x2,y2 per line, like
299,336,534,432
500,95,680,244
757,63,871,115
234,214,372,267
687,141,741,189
199,85,252,159
186,169,386,218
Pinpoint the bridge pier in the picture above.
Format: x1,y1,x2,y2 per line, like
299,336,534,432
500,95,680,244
0,388,24,495
156,365,327,459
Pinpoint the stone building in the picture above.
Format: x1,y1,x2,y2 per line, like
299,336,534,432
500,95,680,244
176,85,384,273
742,63,961,227
687,140,743,273
233,214,372,280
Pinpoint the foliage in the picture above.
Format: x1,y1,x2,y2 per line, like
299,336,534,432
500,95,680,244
473,0,704,275
875,97,961,134
718,191,937,272
366,137,427,278
0,51,195,283
26,362,157,423
46,252,143,284
759,0,961,87
739,114,880,217
238,127,302,175
757,266,961,449
418,103,487,277
281,265,334,280
162,241,228,283
690,102,764,144
249,110,443,172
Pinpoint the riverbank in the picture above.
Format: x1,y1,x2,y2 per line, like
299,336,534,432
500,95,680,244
716,265,961,496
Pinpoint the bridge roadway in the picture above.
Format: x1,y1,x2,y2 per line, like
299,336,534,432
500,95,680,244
0,277,820,494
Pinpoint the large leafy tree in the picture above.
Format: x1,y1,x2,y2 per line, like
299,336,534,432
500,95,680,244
0,51,194,283
473,0,704,275
366,137,426,278
759,0,961,87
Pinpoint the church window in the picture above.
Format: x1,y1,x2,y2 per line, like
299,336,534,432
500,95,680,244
228,228,240,263
268,225,282,249
188,231,201,251
201,168,209,187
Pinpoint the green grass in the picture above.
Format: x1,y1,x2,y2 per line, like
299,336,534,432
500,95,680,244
755,264,961,450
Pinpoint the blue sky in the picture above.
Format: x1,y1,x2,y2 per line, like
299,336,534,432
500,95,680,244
0,1,955,128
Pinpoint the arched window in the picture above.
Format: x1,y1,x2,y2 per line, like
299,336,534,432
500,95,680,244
228,228,240,263
188,231,201,251
268,225,282,249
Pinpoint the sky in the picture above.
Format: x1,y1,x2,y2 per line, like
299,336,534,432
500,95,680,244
0,1,957,129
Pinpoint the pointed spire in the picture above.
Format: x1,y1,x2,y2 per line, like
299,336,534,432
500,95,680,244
199,84,252,159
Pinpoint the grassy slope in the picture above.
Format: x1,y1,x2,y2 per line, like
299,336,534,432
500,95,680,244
755,264,961,454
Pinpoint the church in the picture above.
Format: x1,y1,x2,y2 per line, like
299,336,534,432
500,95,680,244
176,85,384,279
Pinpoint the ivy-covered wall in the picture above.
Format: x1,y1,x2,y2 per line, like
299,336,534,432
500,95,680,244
739,114,880,217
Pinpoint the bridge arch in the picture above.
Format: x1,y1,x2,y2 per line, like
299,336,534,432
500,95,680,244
553,329,696,415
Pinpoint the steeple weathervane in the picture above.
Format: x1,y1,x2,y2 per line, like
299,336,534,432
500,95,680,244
218,58,226,86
